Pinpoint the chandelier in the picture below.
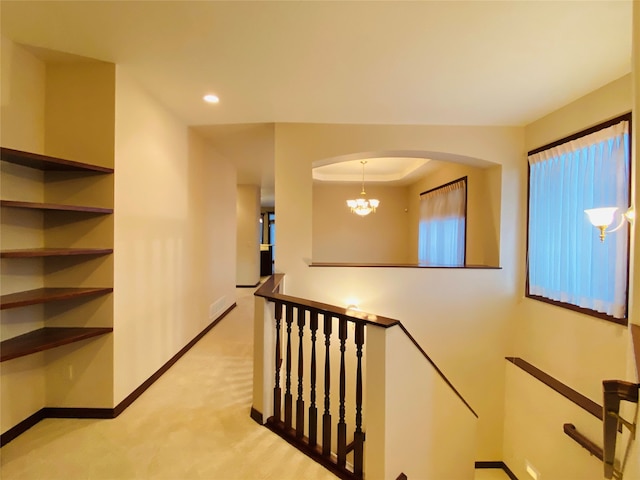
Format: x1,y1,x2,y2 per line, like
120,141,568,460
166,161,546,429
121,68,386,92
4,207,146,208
346,160,380,216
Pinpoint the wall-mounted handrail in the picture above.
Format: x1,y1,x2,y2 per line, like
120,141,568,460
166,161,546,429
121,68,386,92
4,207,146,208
506,357,602,419
506,357,639,479
563,423,603,461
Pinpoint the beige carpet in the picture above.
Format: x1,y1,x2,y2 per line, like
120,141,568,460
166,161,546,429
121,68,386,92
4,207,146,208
0,287,337,480
1,287,511,480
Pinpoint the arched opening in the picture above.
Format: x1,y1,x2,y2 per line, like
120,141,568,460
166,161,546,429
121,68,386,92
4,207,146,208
311,151,501,267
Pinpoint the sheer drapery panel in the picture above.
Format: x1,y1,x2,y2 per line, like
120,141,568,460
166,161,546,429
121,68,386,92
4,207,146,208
527,120,629,319
418,178,467,266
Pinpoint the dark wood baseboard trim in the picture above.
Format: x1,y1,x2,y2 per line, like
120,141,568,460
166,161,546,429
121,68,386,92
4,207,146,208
114,303,236,415
475,461,503,469
0,409,46,446
0,303,237,447
43,407,114,419
502,462,518,480
265,417,358,480
250,406,263,424
475,461,518,480
236,283,260,288
0,407,118,446
506,357,602,420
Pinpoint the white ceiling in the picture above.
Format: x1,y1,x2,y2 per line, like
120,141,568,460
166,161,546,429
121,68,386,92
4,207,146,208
1,1,633,197
313,157,430,185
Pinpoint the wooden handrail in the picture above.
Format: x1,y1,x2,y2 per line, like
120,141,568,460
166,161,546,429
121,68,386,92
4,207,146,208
256,274,477,416
255,275,399,328
506,357,602,419
257,272,481,478
399,323,477,417
255,273,285,296
506,357,639,478
563,423,603,461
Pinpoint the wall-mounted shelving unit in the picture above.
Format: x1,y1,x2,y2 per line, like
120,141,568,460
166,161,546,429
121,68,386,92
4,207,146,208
0,147,114,362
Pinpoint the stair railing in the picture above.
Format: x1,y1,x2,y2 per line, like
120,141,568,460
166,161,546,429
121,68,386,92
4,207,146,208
602,380,638,479
252,274,478,480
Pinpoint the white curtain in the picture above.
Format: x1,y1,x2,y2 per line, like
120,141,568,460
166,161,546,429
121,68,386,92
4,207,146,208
528,120,629,319
418,178,466,266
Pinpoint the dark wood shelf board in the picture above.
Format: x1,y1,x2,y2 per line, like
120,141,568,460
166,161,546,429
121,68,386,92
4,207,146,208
0,327,113,362
0,147,113,173
0,200,113,214
1,287,113,310
0,248,113,258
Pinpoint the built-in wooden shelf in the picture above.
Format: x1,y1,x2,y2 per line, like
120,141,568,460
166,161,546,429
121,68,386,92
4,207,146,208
1,287,113,310
0,147,113,173
0,248,113,258
0,327,113,362
0,200,113,214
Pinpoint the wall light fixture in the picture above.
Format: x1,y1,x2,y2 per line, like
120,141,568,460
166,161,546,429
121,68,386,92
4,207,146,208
585,206,635,242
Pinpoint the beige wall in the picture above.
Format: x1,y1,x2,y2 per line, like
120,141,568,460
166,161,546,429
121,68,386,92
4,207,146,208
275,122,523,459
365,326,477,479
0,38,45,152
236,184,260,285
503,75,634,479
624,4,639,478
517,75,632,395
313,183,410,263
112,67,236,405
0,39,47,434
45,63,115,169
503,363,603,480
43,61,116,409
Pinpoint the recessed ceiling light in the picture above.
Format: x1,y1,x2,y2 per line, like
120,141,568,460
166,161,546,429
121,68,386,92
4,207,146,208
203,94,219,104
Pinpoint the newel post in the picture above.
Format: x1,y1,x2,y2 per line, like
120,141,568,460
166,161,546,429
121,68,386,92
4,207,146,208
364,325,387,478
252,294,277,422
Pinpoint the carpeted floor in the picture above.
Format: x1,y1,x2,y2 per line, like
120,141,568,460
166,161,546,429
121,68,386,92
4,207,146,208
0,286,510,480
0,287,337,480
